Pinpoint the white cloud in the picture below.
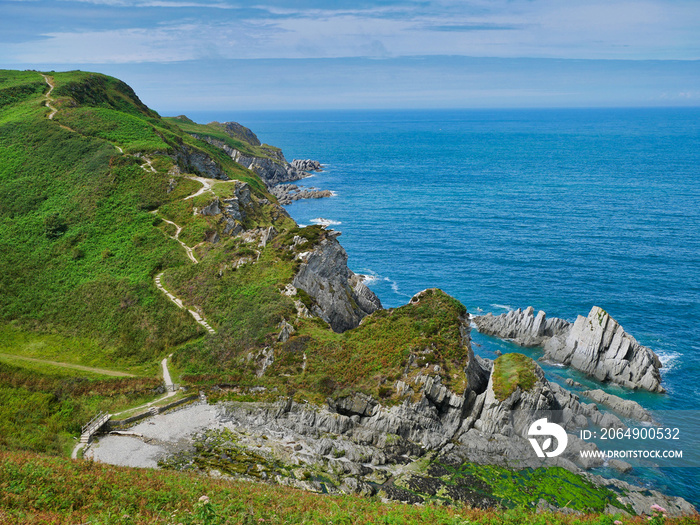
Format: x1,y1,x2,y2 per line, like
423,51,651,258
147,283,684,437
3,0,699,64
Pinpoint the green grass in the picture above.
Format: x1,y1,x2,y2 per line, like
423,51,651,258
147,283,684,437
491,353,538,401
0,361,162,455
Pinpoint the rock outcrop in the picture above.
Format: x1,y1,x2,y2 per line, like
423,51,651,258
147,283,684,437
474,306,570,346
270,184,333,205
474,307,664,393
546,307,664,393
581,389,653,422
291,159,322,172
159,348,693,515
292,233,382,332
192,132,315,187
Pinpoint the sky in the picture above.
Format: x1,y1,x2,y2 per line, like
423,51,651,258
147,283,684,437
1,0,699,111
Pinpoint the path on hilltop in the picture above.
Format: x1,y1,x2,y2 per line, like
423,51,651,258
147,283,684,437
40,72,221,335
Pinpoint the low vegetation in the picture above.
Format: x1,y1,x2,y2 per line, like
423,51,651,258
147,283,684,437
4,450,694,525
491,353,538,401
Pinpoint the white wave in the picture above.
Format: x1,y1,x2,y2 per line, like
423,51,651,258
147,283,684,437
382,277,411,298
330,191,338,197
491,304,512,311
310,217,342,227
657,351,682,370
356,273,378,284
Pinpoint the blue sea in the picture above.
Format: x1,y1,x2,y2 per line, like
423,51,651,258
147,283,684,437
187,108,700,506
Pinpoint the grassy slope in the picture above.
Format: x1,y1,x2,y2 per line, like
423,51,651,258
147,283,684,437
3,450,688,525
0,69,288,455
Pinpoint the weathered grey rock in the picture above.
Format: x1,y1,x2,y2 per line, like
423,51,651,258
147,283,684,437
608,459,633,473
193,133,306,187
292,236,382,332
474,307,571,347
172,144,230,180
581,389,653,422
277,319,295,343
291,159,323,172
271,184,333,205
587,473,696,517
545,307,664,393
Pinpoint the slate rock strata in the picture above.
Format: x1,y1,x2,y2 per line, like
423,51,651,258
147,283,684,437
292,232,382,332
271,184,333,205
581,389,653,422
474,306,664,392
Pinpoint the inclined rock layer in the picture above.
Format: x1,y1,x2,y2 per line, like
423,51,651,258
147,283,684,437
292,233,382,332
474,306,664,393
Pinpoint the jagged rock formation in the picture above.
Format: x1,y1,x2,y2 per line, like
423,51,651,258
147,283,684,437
291,159,322,172
270,184,333,205
474,306,664,393
292,232,382,332
192,132,308,187
549,307,664,393
474,306,570,347
171,143,231,180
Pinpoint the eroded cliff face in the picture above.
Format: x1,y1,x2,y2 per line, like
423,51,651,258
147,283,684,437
194,134,307,187
292,232,382,333
474,306,664,393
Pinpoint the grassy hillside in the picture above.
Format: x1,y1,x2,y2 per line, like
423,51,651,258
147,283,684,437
0,69,298,456
3,450,686,525
0,69,476,454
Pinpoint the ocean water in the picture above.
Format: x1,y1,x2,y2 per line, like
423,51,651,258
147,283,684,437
186,108,700,506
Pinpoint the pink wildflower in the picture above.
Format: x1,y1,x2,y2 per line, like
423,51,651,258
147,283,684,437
198,495,210,504
614,521,623,525
651,504,667,513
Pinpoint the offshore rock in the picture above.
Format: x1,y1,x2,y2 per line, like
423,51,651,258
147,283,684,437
581,389,653,422
545,307,664,393
474,306,664,393
291,159,323,172
292,236,382,332
270,184,333,205
473,306,570,347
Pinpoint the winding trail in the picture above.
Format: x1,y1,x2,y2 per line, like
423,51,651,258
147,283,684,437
154,273,216,334
183,175,216,200
41,74,58,119
0,353,134,377
154,212,198,264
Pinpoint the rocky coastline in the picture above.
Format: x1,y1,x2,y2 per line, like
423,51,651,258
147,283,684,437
92,117,693,516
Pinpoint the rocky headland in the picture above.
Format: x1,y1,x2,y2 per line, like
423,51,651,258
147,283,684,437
474,306,664,393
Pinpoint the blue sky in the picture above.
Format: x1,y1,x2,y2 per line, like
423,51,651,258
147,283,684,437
1,0,699,111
